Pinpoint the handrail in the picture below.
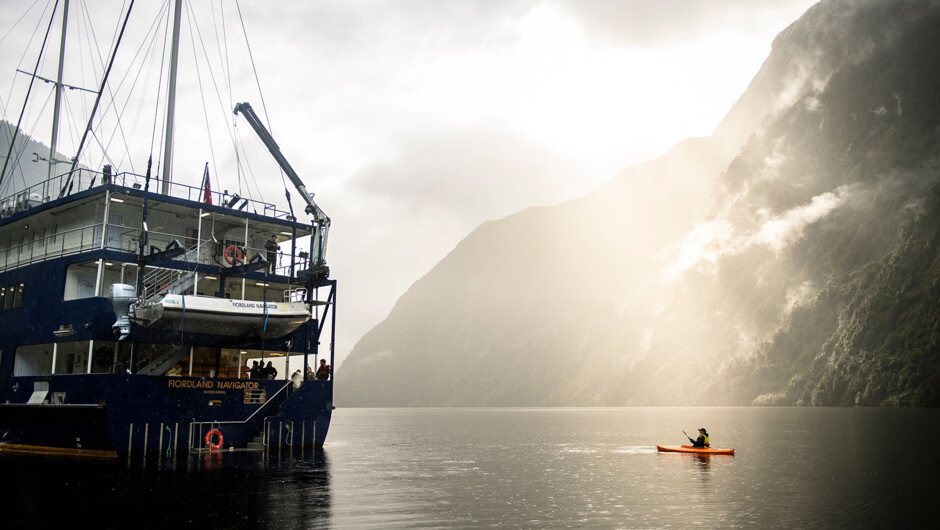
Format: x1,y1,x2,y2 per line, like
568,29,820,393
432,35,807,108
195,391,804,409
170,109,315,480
188,380,294,452
1,222,105,272
283,287,305,302
192,380,292,427
134,344,180,375
0,167,293,220
141,246,201,298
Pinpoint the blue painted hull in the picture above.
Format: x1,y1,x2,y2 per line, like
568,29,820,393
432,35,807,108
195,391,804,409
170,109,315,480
0,374,333,456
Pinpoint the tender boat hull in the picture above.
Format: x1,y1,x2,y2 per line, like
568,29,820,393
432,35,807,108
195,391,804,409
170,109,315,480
132,295,311,338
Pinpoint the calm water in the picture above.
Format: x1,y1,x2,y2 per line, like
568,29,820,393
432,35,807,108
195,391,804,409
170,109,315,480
2,407,938,528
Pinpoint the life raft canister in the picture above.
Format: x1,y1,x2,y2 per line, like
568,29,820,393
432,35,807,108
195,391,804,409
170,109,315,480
223,245,243,265
205,428,224,451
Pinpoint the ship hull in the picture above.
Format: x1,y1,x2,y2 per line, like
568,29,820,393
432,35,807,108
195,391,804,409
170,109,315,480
0,403,114,457
0,374,332,457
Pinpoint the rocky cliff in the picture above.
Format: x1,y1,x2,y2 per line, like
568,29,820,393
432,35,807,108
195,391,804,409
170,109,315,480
337,0,940,407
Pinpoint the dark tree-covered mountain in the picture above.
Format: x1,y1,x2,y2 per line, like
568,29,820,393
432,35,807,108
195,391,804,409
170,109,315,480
337,0,940,407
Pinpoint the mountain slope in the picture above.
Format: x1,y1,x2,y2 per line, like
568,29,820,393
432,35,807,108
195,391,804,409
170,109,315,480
337,0,940,407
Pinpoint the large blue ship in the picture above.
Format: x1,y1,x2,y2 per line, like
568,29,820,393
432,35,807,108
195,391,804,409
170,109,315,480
0,2,335,457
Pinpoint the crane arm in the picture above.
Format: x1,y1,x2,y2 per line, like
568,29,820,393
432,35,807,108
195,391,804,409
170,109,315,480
234,102,330,267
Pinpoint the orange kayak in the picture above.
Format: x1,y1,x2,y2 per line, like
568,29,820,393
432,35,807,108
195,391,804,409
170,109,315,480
657,444,735,455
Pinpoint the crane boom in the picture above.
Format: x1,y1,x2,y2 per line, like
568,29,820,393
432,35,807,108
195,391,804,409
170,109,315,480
234,102,330,268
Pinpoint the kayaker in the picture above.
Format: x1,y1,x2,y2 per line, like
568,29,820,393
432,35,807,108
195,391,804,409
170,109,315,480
688,428,710,448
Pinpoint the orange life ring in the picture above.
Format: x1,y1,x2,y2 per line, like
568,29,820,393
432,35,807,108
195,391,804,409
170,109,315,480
223,245,243,265
205,428,223,451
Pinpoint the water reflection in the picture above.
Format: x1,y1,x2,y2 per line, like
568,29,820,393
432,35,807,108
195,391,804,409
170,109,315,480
2,447,333,528
6,408,940,527
692,453,712,469
262,448,333,527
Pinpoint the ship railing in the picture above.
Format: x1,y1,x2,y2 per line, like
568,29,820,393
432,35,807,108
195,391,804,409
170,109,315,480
284,287,306,302
0,167,293,221
135,344,187,376
1,216,306,285
226,241,299,278
0,168,122,212
0,222,104,272
0,220,191,274
141,246,201,299
187,380,293,453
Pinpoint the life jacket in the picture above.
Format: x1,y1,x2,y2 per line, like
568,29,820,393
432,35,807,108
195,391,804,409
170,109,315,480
703,434,710,447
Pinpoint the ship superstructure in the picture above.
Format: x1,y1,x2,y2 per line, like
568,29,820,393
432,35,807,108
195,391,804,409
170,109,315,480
0,1,336,457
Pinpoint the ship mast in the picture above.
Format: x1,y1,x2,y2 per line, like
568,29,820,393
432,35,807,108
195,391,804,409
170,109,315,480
161,0,182,194
47,0,69,187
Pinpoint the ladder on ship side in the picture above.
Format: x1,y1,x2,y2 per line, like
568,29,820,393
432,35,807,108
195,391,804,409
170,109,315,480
141,246,201,299
136,344,189,375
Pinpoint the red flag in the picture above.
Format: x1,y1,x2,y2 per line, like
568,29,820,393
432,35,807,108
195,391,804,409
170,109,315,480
202,163,212,205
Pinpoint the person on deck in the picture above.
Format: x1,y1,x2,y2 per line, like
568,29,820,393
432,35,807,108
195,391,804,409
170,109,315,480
265,234,280,274
305,365,314,380
264,361,278,379
249,361,261,379
689,428,710,448
315,358,331,381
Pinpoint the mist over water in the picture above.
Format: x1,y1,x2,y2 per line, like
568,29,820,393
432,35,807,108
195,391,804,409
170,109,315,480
4,407,936,527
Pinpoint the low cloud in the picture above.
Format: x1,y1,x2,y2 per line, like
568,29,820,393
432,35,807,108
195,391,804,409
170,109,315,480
663,185,850,278
754,186,848,252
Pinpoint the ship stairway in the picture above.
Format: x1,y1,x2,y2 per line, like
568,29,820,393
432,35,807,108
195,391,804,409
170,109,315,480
141,247,200,300
247,433,265,451
188,382,290,453
137,344,189,376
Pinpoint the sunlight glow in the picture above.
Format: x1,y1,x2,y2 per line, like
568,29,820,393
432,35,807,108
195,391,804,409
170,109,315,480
398,2,781,190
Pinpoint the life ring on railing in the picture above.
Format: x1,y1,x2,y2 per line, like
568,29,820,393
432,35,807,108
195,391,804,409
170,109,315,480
223,245,243,265
205,428,224,451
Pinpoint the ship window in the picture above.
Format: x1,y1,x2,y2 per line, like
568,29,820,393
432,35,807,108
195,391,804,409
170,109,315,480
53,341,90,375
12,283,23,309
13,344,53,376
0,283,21,310
64,262,99,300
63,262,131,301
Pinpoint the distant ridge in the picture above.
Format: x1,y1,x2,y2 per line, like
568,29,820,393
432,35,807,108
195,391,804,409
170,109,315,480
337,0,940,407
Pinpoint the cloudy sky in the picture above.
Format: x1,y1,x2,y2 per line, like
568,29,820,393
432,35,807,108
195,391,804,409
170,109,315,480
0,0,818,366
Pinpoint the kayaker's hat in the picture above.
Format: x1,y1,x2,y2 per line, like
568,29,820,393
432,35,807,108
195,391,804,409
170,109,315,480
698,428,706,432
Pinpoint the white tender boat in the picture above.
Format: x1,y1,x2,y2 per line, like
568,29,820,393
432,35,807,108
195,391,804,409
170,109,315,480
131,294,312,338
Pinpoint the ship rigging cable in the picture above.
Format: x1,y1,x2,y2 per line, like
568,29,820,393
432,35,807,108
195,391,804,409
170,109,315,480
3,1,287,213
0,0,60,194
61,0,135,197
